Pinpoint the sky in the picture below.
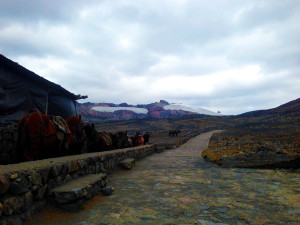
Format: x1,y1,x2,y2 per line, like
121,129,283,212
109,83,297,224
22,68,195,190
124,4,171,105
1,0,299,115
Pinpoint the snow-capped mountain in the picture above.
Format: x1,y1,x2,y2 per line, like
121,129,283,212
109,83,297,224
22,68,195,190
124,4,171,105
93,106,148,114
77,100,220,122
164,103,220,116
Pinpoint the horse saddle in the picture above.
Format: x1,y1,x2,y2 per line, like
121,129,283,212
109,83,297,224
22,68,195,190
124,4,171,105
50,116,71,141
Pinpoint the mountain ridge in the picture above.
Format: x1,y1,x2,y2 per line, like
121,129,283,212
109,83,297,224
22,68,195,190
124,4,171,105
77,100,218,122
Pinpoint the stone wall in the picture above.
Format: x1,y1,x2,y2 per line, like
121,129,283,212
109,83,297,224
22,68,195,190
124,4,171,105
0,145,155,225
180,128,216,144
0,126,18,165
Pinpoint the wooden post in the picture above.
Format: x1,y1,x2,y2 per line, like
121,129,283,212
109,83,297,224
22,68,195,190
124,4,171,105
45,91,49,115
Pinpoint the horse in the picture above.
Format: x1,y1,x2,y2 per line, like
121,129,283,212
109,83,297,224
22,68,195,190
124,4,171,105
143,132,150,144
110,131,130,149
84,123,112,152
117,131,131,148
169,129,181,137
66,115,87,155
17,111,86,162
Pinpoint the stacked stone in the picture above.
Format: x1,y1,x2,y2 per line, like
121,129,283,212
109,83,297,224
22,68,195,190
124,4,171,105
180,128,213,144
0,127,18,165
0,145,155,224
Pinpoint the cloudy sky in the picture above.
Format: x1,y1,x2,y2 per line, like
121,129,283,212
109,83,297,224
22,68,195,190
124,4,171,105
1,0,299,115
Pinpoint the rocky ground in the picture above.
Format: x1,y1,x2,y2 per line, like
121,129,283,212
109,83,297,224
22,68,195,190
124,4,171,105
25,131,300,225
202,98,300,168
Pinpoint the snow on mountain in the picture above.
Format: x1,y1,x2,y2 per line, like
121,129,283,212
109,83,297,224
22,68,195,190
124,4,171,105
92,106,148,114
163,103,220,116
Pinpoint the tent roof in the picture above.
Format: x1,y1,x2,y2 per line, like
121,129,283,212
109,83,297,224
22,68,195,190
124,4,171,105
0,54,87,100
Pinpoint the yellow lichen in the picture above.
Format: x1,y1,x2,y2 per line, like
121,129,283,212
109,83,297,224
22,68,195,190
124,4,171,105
202,148,241,161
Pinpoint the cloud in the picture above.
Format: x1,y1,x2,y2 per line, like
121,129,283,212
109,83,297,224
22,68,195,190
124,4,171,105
0,0,299,115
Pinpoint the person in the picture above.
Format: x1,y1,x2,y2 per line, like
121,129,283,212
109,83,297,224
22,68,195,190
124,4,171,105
137,134,144,146
143,132,150,144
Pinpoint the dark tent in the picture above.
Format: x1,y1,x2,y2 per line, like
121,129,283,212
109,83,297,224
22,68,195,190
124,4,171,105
0,54,87,125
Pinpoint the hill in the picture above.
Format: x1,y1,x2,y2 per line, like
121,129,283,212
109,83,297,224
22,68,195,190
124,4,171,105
202,98,300,168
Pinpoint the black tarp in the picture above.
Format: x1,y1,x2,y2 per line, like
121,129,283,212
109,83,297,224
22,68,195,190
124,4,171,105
48,94,77,119
0,55,79,125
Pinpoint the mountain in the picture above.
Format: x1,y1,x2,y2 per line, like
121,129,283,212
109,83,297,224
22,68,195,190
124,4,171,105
77,100,219,122
238,97,300,118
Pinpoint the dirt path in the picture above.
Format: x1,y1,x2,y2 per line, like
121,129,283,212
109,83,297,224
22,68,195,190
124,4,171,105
26,130,300,225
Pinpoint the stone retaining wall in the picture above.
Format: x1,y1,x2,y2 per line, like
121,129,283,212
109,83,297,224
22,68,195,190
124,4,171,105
180,128,216,144
0,126,18,165
0,145,155,225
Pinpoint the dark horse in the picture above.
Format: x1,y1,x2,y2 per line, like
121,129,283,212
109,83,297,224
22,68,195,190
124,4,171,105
17,111,86,162
84,123,112,152
169,129,181,137
110,131,131,149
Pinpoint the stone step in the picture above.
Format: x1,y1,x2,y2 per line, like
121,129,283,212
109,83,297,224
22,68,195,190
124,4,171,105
47,173,107,211
155,146,165,153
118,158,135,170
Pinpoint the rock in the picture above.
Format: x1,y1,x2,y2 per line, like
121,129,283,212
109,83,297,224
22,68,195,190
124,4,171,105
3,196,24,215
70,161,79,172
53,188,84,203
0,175,11,194
101,186,114,196
155,146,165,153
118,158,135,170
33,184,47,200
0,202,3,216
55,176,63,186
99,162,105,173
77,160,86,170
47,179,56,190
7,217,22,225
39,167,50,183
28,171,42,186
24,191,33,209
60,164,69,177
63,174,72,184
50,163,64,177
9,175,30,195
10,174,18,180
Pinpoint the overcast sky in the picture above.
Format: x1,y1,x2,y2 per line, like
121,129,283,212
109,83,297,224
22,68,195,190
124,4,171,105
1,0,299,115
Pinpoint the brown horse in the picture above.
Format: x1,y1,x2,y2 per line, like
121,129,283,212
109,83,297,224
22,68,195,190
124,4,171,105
17,111,86,162
66,115,87,155
84,123,112,152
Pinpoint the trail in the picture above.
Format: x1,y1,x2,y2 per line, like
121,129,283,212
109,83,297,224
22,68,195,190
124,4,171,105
26,131,300,225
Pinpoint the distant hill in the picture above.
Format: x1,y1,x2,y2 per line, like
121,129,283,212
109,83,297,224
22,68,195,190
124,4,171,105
77,100,219,122
237,98,300,119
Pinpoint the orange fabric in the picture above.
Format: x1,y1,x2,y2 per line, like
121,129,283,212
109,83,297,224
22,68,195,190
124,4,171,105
137,137,144,146
66,115,80,134
18,112,57,161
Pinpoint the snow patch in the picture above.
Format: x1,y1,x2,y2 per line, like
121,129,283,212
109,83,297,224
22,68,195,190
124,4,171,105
163,104,220,116
92,106,148,114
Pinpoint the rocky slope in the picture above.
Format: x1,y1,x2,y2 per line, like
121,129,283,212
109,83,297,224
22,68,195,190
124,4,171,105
202,98,300,168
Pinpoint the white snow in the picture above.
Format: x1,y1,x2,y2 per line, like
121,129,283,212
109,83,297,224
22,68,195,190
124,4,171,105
92,106,148,114
163,104,220,116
